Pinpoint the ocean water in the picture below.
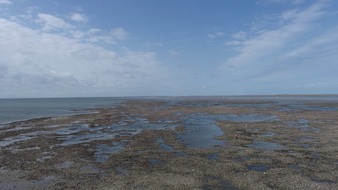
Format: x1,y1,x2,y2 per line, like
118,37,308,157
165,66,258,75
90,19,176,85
0,97,123,124
1,95,338,125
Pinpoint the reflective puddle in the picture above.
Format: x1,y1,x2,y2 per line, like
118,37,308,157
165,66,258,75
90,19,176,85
176,113,278,149
263,132,277,137
148,158,164,166
80,165,101,174
309,177,336,184
115,167,129,176
204,153,220,161
94,141,126,163
247,164,269,172
176,113,224,148
286,119,310,130
157,139,175,152
288,163,302,172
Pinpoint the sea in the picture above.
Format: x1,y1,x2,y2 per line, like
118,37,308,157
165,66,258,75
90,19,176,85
1,95,338,125
0,97,124,124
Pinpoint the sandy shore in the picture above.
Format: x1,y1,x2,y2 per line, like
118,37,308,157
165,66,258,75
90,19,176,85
0,99,338,189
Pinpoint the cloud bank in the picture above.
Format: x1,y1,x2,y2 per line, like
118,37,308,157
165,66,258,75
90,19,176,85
0,13,178,98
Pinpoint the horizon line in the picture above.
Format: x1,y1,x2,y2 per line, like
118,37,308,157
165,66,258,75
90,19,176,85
1,94,338,99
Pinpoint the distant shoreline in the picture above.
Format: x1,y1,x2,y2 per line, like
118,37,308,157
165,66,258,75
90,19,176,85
1,95,338,125
1,94,338,100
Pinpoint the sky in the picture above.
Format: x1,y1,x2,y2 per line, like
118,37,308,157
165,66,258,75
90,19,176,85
0,0,338,98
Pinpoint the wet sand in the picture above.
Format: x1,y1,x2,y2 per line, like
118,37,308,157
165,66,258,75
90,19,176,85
0,98,338,189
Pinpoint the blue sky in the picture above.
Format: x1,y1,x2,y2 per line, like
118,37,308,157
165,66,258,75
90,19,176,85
0,0,338,98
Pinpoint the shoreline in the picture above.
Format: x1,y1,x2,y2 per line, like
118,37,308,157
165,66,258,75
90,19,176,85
2,94,338,125
0,97,125,125
0,109,102,126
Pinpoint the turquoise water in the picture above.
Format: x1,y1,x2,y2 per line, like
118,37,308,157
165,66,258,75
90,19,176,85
0,97,123,124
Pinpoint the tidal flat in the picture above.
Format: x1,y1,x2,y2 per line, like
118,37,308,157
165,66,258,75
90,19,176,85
0,98,338,189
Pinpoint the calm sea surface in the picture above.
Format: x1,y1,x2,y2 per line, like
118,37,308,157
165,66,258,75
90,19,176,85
1,95,338,124
0,97,124,124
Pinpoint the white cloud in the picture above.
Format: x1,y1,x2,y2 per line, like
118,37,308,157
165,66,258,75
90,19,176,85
70,13,87,22
88,28,101,33
207,31,225,39
224,40,242,46
225,31,247,46
36,13,71,31
0,18,177,97
71,27,128,45
34,13,127,45
282,27,338,58
232,31,246,40
257,0,306,5
224,1,328,67
83,28,118,44
280,9,299,20
208,34,215,39
111,27,128,40
0,0,12,4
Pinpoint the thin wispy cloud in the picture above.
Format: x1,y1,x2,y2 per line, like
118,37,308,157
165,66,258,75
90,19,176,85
208,32,225,39
257,0,307,5
0,0,12,5
111,27,128,40
37,13,72,31
215,0,338,95
224,31,247,46
282,27,338,59
224,1,328,67
70,13,87,22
